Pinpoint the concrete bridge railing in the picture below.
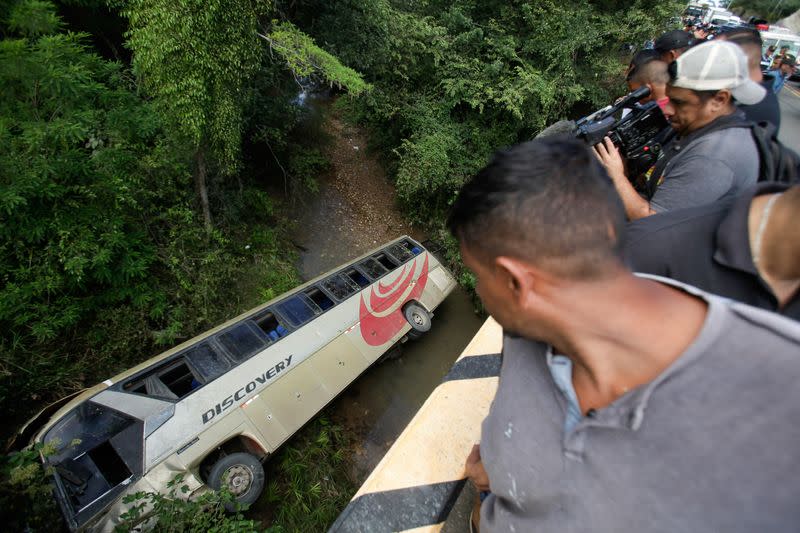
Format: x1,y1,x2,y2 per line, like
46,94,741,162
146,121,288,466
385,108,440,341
329,318,502,533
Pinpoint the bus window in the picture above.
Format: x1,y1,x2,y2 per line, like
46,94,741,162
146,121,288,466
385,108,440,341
89,441,131,486
122,357,203,400
323,274,356,299
159,360,201,398
374,253,398,271
345,268,370,288
386,242,415,263
276,294,320,328
43,403,142,515
254,311,288,341
185,343,230,382
217,323,268,362
322,273,360,299
359,258,387,280
305,287,334,311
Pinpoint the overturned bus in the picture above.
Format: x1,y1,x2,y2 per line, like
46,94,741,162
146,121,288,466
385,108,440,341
19,236,456,531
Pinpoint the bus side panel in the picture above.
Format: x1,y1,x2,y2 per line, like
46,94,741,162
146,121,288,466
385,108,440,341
241,394,291,449
417,265,456,314
308,333,371,397
254,357,327,447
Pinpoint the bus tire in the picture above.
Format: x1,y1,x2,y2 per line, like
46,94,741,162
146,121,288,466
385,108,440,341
403,302,432,334
208,452,265,510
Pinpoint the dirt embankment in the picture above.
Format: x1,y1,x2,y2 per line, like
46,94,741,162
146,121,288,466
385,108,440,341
292,103,425,281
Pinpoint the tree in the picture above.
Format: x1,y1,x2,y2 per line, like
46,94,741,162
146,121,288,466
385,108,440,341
122,0,271,230
0,0,182,405
729,0,800,21
293,0,682,224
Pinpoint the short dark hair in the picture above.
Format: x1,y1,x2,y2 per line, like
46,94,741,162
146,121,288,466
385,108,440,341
447,137,626,279
626,49,661,81
717,27,763,47
629,59,670,85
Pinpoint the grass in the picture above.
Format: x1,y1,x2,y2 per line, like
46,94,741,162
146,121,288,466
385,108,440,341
249,414,357,532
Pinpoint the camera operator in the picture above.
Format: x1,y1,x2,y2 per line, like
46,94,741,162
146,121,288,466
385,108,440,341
594,40,765,220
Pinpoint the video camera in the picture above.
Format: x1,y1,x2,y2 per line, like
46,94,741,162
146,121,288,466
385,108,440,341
575,87,673,179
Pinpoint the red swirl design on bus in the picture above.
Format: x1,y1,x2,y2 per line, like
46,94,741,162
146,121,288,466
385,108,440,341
359,254,429,346
377,264,408,293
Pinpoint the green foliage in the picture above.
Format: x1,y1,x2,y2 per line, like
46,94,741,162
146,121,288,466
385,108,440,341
257,416,355,531
298,0,682,226
730,0,800,22
122,0,270,175
0,442,58,531
6,0,60,36
0,29,167,346
116,474,259,532
264,21,370,95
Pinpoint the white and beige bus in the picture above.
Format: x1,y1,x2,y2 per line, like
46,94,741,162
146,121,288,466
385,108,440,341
20,236,456,532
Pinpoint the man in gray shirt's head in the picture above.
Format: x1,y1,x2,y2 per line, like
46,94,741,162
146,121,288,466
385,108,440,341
595,40,765,220
448,137,800,532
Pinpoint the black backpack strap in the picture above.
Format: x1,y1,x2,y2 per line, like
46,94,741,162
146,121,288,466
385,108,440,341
747,121,800,183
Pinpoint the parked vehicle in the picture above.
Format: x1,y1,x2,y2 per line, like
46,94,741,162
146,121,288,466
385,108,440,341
18,236,456,531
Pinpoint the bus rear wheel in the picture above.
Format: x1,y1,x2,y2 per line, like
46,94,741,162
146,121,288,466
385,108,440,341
208,452,265,510
403,302,432,337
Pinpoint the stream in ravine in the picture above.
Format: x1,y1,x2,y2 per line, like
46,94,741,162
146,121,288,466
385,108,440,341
288,95,484,484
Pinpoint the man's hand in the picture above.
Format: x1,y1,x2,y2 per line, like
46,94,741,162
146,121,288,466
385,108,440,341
593,136,656,220
465,444,490,492
593,137,627,184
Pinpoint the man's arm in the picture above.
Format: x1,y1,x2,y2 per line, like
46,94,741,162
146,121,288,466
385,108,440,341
594,137,656,220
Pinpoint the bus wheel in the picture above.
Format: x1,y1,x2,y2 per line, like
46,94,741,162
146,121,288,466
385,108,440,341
403,302,432,335
208,452,265,510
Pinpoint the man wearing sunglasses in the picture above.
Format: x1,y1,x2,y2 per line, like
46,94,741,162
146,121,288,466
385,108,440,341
595,41,765,220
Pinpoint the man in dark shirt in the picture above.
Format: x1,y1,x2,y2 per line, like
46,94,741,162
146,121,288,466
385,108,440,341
624,184,800,320
716,27,781,132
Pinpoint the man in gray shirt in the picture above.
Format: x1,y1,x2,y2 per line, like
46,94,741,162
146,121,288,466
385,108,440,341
448,137,800,532
595,40,763,220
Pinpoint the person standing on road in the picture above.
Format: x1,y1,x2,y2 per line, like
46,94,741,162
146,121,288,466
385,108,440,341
763,44,777,64
625,54,671,114
766,55,796,94
451,136,800,533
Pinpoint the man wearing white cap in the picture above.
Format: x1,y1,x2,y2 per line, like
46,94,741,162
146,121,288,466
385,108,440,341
595,40,765,220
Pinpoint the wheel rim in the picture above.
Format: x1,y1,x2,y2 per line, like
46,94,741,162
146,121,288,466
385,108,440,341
224,464,253,497
411,311,425,326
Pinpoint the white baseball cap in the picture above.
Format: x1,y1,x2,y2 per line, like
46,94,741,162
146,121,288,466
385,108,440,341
668,40,766,105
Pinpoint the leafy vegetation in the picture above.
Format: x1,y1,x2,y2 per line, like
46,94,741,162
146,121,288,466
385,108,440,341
257,415,355,531
116,474,260,533
296,0,681,227
0,442,59,532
